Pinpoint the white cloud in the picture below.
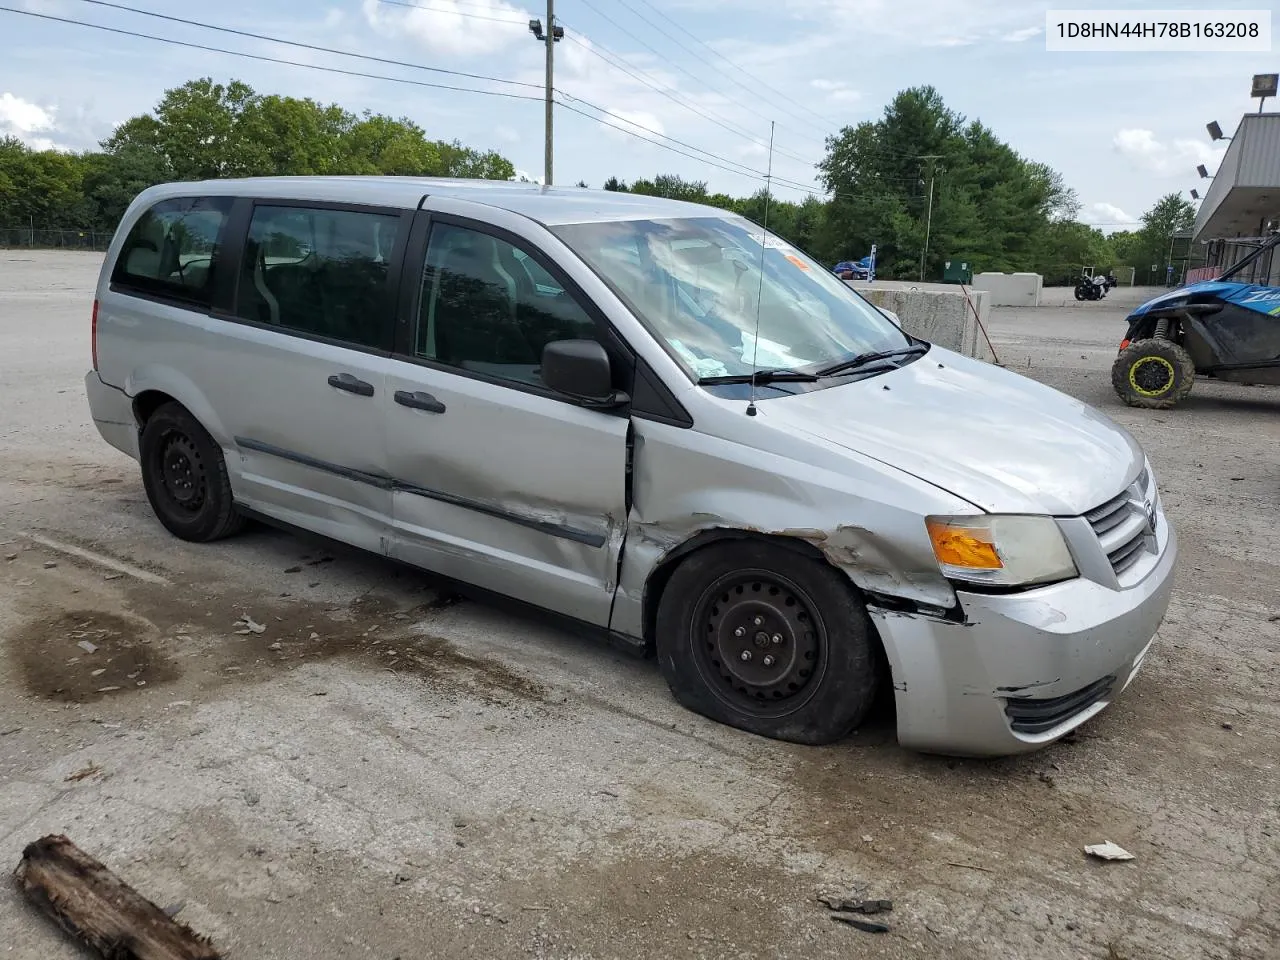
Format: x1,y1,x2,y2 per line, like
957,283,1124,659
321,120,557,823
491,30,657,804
361,0,531,57
810,79,861,104
0,91,55,136
1112,128,1224,177
1001,26,1041,42
493,124,520,144
598,109,666,142
814,0,1037,46
1080,202,1138,229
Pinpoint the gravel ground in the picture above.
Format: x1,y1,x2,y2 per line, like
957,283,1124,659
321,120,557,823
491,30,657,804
1,251,1278,960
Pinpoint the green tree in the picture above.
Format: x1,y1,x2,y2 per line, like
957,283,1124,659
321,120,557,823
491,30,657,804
1119,194,1197,283
816,85,1077,279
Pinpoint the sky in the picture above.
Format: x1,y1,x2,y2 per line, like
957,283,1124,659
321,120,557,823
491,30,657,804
2,0,1278,233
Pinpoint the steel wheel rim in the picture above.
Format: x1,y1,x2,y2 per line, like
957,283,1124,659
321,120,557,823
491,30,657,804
158,430,207,514
689,568,829,719
1129,355,1175,396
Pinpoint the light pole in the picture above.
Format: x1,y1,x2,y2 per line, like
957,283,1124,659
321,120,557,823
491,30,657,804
528,7,563,186
917,155,942,281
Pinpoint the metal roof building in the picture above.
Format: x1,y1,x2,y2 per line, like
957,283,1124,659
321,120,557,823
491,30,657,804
1190,112,1280,285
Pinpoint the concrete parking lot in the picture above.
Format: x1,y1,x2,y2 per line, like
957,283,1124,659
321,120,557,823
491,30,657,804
1,251,1278,959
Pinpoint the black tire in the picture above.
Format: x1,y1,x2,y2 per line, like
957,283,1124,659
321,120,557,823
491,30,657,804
655,540,880,745
138,402,244,542
1111,338,1196,409
1074,287,1085,301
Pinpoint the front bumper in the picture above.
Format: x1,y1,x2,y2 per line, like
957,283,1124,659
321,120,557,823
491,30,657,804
85,370,139,460
869,523,1177,757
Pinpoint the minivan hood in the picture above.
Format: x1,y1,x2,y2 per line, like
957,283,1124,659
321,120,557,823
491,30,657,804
763,348,1143,516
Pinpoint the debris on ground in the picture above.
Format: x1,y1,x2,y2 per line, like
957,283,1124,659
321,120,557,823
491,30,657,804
830,915,891,933
817,894,893,915
233,615,266,635
43,560,57,568
818,891,893,933
15,834,222,959
65,764,102,782
1084,841,1135,861
76,640,98,654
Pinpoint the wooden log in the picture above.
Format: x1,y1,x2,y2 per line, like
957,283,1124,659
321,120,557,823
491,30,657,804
13,834,222,960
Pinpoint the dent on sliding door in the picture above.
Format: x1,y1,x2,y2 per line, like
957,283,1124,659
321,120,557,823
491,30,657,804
384,215,630,625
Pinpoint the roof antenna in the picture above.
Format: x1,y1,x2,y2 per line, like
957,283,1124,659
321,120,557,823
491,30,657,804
746,120,775,418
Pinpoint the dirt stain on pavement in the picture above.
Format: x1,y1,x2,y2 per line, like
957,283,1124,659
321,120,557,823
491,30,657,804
12,609,180,702
8,582,548,708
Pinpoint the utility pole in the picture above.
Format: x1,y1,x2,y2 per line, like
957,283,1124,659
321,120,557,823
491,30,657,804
917,155,942,281
528,7,563,186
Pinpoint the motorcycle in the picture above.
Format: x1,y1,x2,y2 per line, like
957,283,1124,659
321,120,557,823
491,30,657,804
1074,274,1109,301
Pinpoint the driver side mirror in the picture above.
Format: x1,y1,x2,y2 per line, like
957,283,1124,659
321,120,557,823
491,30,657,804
542,339,629,408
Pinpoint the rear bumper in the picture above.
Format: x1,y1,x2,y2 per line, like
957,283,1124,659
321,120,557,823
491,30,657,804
85,370,139,460
870,524,1177,757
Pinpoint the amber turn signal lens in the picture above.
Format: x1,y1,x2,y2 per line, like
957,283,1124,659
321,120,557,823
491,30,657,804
926,519,1003,569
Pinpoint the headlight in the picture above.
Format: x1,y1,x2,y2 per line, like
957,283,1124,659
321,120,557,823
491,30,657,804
925,515,1077,587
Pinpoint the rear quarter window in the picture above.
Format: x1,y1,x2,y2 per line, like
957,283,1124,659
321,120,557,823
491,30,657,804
111,196,234,307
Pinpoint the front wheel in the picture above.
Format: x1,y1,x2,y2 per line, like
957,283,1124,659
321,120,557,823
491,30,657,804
655,540,880,745
1111,338,1196,408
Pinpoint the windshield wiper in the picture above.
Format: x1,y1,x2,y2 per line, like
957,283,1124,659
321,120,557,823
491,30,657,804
814,344,928,377
697,368,819,385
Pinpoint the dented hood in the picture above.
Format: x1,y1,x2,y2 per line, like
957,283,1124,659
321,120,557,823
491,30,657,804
763,347,1143,516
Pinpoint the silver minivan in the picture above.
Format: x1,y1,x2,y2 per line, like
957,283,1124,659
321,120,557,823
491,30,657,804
85,177,1176,756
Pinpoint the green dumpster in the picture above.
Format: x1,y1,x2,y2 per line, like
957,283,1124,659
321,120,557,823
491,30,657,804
942,259,972,284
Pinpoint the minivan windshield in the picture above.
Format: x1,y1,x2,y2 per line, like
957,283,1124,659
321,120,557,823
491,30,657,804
552,216,911,380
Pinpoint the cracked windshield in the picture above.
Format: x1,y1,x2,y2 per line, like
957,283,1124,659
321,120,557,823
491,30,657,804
554,216,909,379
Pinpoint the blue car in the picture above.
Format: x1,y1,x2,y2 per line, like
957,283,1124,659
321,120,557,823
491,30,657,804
833,256,872,280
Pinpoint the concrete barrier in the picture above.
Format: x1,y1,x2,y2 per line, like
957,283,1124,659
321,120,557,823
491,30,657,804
847,280,996,363
971,271,1043,306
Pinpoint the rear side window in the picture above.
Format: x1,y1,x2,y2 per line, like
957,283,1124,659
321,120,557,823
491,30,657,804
112,197,233,307
235,205,401,350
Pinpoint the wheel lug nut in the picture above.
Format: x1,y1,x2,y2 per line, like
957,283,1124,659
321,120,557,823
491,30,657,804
733,626,746,638
771,633,783,645
740,650,752,662
753,615,764,626
763,655,776,667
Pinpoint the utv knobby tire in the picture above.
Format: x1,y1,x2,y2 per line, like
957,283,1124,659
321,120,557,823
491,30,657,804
655,541,880,745
139,402,244,542
1111,339,1196,409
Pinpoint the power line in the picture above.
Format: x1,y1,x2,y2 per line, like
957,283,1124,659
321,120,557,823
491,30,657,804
70,0,540,89
559,31,819,169
612,0,842,136
574,0,830,151
557,100,774,182
0,6,545,102
558,92,768,180
375,0,527,25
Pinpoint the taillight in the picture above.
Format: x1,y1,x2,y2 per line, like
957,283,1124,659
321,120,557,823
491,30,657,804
91,299,99,370
1119,338,1130,351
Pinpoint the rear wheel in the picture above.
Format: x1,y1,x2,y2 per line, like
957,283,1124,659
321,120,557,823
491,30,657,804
139,402,244,542
1111,338,1196,409
655,540,880,745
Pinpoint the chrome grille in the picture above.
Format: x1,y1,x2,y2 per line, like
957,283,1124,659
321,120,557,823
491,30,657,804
1086,469,1157,579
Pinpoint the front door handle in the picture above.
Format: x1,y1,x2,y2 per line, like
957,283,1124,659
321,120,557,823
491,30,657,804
328,373,375,397
394,390,447,414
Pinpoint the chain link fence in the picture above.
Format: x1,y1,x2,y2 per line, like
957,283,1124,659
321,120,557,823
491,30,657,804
1,227,113,252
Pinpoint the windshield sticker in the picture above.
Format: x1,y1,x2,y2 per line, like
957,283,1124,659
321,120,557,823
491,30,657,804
744,233,795,252
784,253,810,271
